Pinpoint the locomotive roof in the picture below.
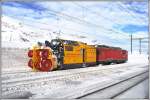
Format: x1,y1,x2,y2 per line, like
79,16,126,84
51,39,85,45
51,39,123,50
97,45,121,49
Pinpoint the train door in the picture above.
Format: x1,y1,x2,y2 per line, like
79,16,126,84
82,48,86,67
82,49,85,62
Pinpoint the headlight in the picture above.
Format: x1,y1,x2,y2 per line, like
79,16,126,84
52,41,57,45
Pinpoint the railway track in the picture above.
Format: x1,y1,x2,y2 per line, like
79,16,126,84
2,64,145,85
2,68,31,75
77,71,148,99
32,66,148,99
1,63,143,80
2,64,148,98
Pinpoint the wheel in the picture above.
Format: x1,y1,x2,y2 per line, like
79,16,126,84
102,62,111,65
57,61,64,70
82,63,86,68
107,62,111,65
57,56,64,70
116,61,121,64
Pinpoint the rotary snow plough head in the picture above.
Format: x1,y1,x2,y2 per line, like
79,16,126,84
27,45,57,72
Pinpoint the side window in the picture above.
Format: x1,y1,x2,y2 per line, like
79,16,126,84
80,49,83,54
122,50,126,54
97,49,101,55
98,50,101,55
65,46,73,51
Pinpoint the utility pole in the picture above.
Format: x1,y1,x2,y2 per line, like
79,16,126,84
148,0,150,65
139,38,142,54
131,36,148,54
10,33,12,42
130,34,132,54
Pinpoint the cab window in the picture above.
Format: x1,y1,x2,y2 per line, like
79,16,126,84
65,46,73,51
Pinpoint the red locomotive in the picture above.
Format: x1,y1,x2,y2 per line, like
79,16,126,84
96,45,128,65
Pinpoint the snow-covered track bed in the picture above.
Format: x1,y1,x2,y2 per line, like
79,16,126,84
2,63,145,86
39,66,148,99
2,69,31,75
77,71,148,99
1,63,143,81
2,64,148,99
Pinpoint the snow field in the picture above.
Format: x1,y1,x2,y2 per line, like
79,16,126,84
31,65,148,98
1,48,149,98
2,64,148,98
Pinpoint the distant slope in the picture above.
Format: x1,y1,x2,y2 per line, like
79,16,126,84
2,16,92,48
2,16,52,48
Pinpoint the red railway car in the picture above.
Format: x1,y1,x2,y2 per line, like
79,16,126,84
96,45,128,65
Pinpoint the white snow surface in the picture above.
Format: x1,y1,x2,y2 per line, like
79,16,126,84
1,16,98,49
128,53,148,64
115,79,149,99
2,51,149,99
2,16,51,48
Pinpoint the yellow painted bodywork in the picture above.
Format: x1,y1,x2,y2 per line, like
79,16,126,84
63,42,96,64
29,40,96,71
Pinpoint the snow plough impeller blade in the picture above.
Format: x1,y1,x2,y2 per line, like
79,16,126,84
28,45,58,72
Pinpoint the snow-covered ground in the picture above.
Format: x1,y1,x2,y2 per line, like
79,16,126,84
1,16,99,49
2,63,148,99
115,79,149,99
1,48,30,73
128,53,148,63
1,16,52,48
1,47,149,99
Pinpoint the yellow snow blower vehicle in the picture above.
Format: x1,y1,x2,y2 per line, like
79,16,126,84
27,39,96,71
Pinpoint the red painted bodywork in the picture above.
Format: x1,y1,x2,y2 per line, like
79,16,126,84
96,46,128,63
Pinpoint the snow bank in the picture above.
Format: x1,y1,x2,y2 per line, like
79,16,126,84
128,53,148,64
2,41,33,49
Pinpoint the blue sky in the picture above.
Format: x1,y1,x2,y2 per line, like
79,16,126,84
2,1,149,54
113,24,148,33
